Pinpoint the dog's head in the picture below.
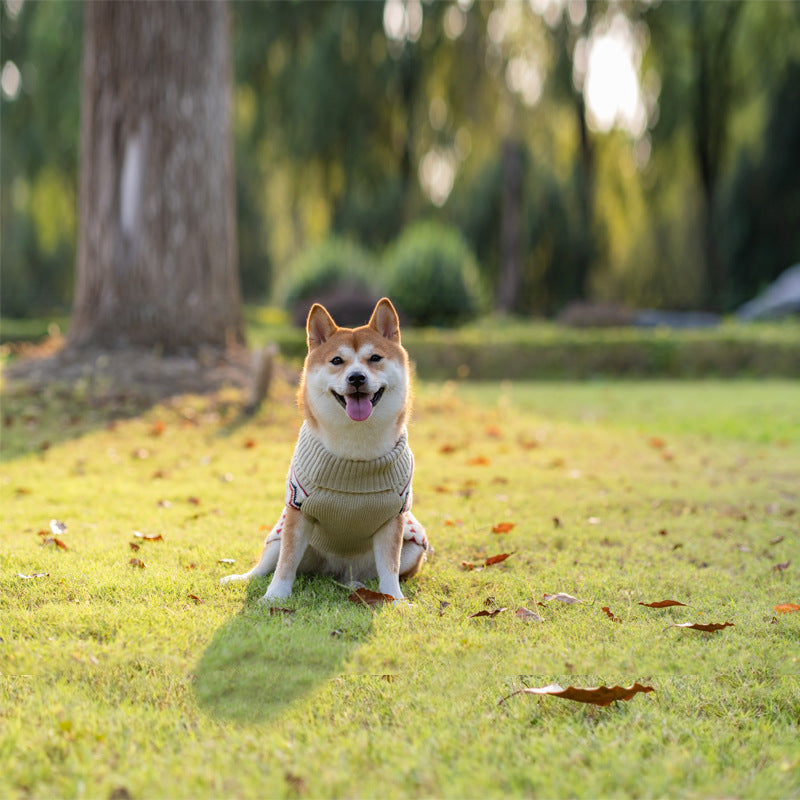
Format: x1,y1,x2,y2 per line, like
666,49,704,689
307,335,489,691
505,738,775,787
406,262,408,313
300,298,410,440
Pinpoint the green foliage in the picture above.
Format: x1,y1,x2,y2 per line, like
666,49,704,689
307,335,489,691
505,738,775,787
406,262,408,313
279,236,377,308
382,222,484,327
1,379,799,798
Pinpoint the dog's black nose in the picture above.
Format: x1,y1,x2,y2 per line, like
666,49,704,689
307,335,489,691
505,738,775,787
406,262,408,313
347,372,366,388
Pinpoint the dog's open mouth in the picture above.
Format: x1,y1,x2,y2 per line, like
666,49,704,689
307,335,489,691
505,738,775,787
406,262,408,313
332,387,384,421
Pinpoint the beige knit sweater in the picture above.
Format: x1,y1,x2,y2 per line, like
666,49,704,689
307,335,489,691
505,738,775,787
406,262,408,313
285,423,414,556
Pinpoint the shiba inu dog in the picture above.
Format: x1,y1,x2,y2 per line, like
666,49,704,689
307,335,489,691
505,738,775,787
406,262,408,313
221,298,428,602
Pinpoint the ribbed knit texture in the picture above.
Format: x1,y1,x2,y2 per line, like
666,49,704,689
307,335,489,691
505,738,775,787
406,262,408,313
286,423,414,556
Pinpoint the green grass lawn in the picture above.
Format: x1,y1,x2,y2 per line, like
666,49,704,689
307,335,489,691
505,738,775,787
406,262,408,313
1,377,798,799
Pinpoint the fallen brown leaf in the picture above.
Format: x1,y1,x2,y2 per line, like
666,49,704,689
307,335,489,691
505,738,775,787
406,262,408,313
188,594,204,604
515,606,543,622
638,600,688,608
269,606,295,615
670,621,734,633
132,531,163,541
129,558,146,569
469,607,508,619
42,537,68,551
774,603,800,614
492,522,515,534
772,561,790,572
601,606,622,623
500,683,655,707
348,588,395,606
543,593,580,605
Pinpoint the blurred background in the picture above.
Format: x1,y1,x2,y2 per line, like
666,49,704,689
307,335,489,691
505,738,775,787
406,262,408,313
2,0,799,329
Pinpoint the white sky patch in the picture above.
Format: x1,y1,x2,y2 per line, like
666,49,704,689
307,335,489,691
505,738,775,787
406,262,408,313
582,14,648,138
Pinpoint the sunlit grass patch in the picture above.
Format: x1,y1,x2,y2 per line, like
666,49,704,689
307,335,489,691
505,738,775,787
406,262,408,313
1,379,798,799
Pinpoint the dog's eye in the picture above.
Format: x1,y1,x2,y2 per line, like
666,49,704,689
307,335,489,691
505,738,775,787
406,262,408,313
330,356,344,365
369,354,383,363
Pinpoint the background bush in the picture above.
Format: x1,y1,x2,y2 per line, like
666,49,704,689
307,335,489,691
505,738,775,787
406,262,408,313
279,237,380,326
382,222,484,328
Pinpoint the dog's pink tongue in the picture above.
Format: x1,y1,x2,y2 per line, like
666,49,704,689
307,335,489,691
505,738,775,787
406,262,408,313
345,394,372,422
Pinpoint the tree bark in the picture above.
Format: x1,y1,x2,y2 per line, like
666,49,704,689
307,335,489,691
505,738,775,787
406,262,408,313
69,0,243,352
497,138,523,313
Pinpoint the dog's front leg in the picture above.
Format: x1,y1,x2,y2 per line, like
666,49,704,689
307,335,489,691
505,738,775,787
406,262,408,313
372,515,405,600
262,507,311,601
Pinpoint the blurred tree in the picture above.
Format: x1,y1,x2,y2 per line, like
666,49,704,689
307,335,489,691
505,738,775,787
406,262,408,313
0,0,82,317
69,0,244,351
720,59,800,305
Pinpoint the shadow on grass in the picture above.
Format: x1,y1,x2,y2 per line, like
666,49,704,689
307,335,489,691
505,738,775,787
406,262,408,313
194,577,371,723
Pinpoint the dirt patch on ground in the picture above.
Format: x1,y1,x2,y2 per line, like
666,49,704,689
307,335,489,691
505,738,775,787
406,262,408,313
2,335,298,409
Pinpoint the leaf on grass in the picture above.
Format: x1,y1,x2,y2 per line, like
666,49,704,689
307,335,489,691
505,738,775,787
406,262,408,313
129,542,141,551
132,531,163,542
484,552,512,566
150,420,166,436
461,553,512,571
129,558,146,569
188,594,204,604
638,599,688,608
515,606,543,622
670,621,734,633
17,572,48,579
269,606,295,616
469,607,508,619
500,683,655,707
543,593,580,604
772,561,790,572
492,522,515,534
218,558,235,564
42,537,68,550
602,606,622,623
348,588,394,606
769,535,785,546
467,455,490,466
774,603,800,614
49,519,67,536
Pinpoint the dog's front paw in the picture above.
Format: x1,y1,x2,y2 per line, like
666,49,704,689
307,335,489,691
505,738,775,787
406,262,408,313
220,572,249,586
261,579,294,601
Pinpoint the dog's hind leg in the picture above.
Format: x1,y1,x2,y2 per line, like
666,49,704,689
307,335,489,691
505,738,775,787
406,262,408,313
219,507,286,585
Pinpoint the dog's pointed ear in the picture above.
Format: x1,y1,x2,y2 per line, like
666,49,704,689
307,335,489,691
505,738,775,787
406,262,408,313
368,298,401,343
307,304,338,350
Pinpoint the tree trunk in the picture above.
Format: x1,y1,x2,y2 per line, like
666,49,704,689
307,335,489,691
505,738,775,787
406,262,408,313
69,0,243,352
497,138,523,313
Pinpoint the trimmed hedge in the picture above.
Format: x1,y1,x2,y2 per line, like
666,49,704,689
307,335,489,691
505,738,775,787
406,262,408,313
253,318,800,379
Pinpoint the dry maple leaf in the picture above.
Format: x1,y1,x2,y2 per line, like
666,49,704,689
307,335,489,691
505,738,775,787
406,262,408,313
492,522,515,534
670,621,734,633
484,553,512,566
772,561,790,572
499,683,655,707
601,606,622,623
543,593,580,604
187,594,204,604
774,603,800,614
348,588,395,606
638,600,688,608
129,558,146,569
